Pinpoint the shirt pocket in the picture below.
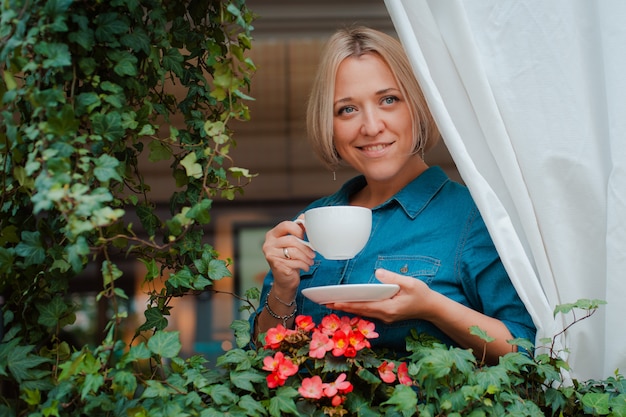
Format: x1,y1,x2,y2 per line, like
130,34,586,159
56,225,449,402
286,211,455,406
375,255,440,285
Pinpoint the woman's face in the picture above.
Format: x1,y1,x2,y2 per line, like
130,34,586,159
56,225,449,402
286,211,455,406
332,53,421,186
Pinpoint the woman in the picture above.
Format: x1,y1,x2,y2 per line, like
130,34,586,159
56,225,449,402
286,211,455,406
251,26,535,364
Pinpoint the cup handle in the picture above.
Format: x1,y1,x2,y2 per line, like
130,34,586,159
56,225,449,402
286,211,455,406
293,218,314,250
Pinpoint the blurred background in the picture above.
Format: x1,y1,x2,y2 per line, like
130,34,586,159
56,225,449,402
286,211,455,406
66,0,460,364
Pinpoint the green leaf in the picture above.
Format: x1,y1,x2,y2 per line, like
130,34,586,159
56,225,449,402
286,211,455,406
230,369,266,392
180,152,203,179
111,50,138,76
163,48,184,76
101,260,123,286
207,259,231,281
94,13,129,40
93,154,122,182
7,345,50,383
147,331,181,358
92,112,125,142
268,386,299,417
381,384,418,411
136,204,160,237
230,320,252,349
15,231,46,264
186,199,212,224
34,42,71,69
148,140,173,162
37,297,71,328
582,392,610,415
139,307,168,332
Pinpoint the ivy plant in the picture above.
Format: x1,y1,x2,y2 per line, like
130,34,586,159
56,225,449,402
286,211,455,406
0,0,256,414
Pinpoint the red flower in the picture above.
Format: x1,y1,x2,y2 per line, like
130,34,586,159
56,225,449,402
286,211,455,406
295,315,316,332
331,330,349,357
378,361,397,384
263,351,298,388
264,324,290,349
398,362,412,386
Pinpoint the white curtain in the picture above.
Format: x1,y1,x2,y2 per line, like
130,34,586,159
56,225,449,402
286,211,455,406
384,0,626,380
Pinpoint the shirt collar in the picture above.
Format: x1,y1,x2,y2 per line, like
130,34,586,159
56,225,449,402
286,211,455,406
328,166,450,219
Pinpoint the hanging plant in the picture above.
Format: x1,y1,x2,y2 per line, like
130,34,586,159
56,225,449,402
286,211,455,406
0,0,256,413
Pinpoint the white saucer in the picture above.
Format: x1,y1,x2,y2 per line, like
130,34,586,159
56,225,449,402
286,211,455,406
302,284,400,305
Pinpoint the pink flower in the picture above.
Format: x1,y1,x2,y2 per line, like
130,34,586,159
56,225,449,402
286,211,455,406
378,361,397,384
309,331,334,359
299,375,324,399
323,373,353,397
398,362,412,386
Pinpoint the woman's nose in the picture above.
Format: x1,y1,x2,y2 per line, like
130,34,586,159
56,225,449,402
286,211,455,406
360,109,384,136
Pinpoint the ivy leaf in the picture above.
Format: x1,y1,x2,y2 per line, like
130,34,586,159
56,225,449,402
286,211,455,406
582,393,610,415
92,112,125,142
94,13,129,41
0,247,15,276
101,260,123,286
36,297,71,328
163,48,183,76
7,345,51,383
207,259,231,281
94,154,122,182
147,331,181,358
148,140,172,162
186,199,212,224
46,104,79,137
110,50,138,76
180,152,203,179
138,307,168,332
138,258,159,281
168,268,193,289
121,29,151,54
15,231,46,264
34,42,71,69
136,204,160,237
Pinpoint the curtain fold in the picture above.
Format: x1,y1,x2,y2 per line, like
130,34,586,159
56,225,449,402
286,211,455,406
385,0,626,379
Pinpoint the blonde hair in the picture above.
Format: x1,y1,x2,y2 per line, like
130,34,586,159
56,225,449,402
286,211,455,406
306,26,440,170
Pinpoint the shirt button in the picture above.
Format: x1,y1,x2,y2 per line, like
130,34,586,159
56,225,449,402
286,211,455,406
400,265,409,274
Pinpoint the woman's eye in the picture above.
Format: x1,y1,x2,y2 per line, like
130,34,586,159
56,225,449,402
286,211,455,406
383,96,398,105
338,106,355,115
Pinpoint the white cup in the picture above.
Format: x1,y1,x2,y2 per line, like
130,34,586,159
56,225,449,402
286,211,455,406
294,206,372,260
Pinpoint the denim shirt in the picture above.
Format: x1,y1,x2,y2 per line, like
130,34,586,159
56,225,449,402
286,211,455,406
253,166,536,352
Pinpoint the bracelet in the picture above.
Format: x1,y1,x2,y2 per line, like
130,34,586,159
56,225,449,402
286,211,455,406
270,286,296,307
265,295,297,327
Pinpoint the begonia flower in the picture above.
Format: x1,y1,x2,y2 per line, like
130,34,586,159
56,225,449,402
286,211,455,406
299,375,324,399
309,330,334,358
378,361,397,384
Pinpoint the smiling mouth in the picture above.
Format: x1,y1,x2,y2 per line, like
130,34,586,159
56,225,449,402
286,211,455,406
360,143,391,152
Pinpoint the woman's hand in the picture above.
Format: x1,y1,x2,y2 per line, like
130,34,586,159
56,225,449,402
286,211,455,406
329,268,516,364
328,268,436,323
262,217,315,290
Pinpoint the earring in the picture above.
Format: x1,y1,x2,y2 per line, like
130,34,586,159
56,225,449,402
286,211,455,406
333,171,336,181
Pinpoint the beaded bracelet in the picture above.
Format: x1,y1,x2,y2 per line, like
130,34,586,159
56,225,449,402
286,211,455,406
264,293,297,327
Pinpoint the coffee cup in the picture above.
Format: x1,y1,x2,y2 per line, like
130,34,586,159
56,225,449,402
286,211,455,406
294,205,372,260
